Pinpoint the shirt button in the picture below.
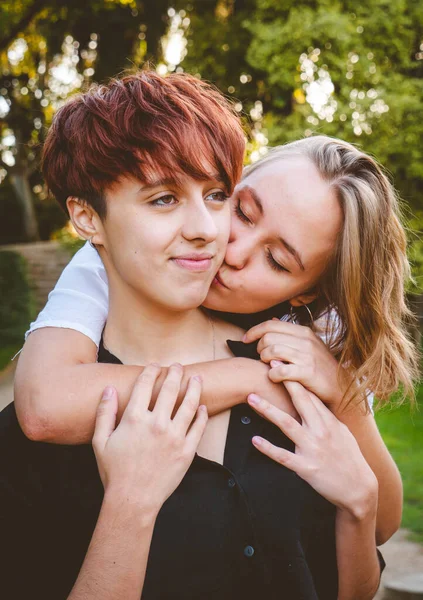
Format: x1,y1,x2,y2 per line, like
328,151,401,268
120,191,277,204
244,545,255,558
241,415,251,425
228,478,236,488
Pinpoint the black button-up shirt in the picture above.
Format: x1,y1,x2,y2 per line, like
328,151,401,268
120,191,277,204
0,343,340,600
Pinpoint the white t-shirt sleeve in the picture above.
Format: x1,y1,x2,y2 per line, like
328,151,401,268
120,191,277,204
26,241,109,347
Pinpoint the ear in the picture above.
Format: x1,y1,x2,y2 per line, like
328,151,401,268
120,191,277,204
66,197,104,245
289,291,318,308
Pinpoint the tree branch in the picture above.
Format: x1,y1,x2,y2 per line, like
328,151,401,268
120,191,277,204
0,0,47,52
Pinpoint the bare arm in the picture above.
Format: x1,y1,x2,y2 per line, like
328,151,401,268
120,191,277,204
69,365,208,600
15,328,294,444
67,492,156,600
335,506,381,600
247,382,382,600
245,319,403,545
332,404,402,546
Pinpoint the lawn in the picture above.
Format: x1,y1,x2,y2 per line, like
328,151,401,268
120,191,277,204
376,387,423,543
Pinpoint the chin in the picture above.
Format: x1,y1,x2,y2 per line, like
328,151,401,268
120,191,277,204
172,289,211,312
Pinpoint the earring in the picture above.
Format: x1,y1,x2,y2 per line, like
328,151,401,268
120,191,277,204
88,237,96,249
288,304,298,325
288,303,314,329
301,302,314,329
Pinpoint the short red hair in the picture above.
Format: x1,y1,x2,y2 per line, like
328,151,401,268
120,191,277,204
42,70,245,217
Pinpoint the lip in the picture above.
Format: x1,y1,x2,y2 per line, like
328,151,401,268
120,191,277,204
174,253,214,261
172,253,214,273
213,270,230,289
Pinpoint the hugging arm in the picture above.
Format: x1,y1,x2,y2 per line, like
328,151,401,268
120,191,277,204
245,319,403,545
248,383,382,600
15,327,294,444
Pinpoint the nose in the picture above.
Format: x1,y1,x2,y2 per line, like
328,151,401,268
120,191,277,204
225,228,256,270
182,198,219,244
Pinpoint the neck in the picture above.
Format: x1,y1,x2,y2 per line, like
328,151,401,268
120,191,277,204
103,282,214,367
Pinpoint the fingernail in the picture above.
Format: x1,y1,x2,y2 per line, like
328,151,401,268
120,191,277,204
150,362,161,367
199,405,207,413
270,360,282,368
193,375,202,382
171,363,183,368
103,386,114,400
248,393,260,406
252,436,263,446
242,334,248,342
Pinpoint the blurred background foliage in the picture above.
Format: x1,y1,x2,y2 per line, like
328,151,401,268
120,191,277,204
0,0,422,288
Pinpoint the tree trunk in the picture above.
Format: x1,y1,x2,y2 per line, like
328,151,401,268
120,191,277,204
9,171,39,242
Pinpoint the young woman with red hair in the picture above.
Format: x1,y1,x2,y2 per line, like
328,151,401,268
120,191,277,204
3,70,416,598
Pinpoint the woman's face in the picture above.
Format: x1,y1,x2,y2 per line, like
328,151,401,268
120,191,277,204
203,156,343,314
94,173,231,313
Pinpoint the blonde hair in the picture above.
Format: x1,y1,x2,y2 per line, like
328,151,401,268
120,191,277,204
244,136,419,408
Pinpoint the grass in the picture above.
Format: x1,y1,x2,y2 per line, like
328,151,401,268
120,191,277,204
376,388,423,544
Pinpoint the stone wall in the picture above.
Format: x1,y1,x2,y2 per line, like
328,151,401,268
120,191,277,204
1,241,71,313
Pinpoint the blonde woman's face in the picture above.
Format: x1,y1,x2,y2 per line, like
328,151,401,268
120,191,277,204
203,156,343,313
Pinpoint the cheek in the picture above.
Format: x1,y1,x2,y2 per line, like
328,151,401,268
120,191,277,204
234,265,287,313
228,214,243,244
218,211,231,241
244,272,289,312
215,208,231,254
103,218,164,277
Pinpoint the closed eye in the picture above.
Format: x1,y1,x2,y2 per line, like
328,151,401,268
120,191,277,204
266,249,289,273
234,200,251,224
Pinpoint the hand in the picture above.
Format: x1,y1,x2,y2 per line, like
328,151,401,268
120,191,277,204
251,359,299,419
92,364,208,517
243,319,351,407
247,381,378,520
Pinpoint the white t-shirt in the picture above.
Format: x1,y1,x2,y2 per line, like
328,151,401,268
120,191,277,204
27,242,109,345
27,241,374,409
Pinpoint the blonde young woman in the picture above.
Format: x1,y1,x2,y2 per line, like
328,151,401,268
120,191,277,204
2,70,385,600
15,135,417,552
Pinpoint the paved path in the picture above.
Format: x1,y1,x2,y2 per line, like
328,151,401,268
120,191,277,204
0,366,422,598
0,361,15,410
376,530,423,598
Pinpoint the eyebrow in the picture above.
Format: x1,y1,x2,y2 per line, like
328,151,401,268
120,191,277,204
243,185,264,215
139,173,225,193
242,185,305,271
278,236,305,271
